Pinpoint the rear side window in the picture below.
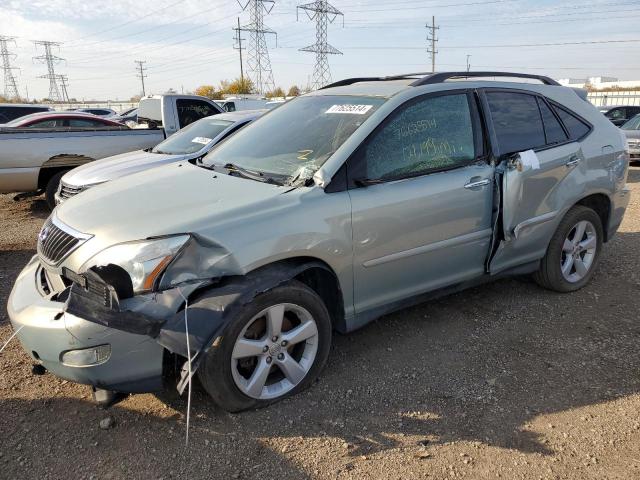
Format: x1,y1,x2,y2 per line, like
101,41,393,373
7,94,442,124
486,92,546,154
552,105,591,140
176,99,219,128
536,98,568,145
69,119,109,128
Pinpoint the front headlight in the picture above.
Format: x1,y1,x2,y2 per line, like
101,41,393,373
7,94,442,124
80,235,190,293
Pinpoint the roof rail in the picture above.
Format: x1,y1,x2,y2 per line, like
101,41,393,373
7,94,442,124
321,71,561,90
410,71,561,86
320,72,433,90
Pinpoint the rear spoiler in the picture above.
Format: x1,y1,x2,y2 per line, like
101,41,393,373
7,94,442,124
571,88,589,101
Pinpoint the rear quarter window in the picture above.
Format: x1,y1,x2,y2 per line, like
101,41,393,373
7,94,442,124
552,105,591,140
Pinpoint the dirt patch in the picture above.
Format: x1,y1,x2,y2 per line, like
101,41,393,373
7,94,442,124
1,171,640,479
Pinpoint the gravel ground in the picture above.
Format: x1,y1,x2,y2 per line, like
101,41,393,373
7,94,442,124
1,169,640,480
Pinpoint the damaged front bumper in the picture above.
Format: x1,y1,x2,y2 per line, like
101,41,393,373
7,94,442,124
7,256,166,393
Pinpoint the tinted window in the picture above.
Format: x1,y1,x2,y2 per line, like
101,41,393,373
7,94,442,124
622,114,640,130
88,109,110,116
28,120,58,128
0,106,50,122
605,108,625,120
487,92,545,154
536,98,568,145
69,119,108,128
223,102,236,112
552,105,591,140
360,94,476,181
176,99,219,128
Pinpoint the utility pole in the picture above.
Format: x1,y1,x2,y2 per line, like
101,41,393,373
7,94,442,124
33,40,66,102
59,75,70,103
135,60,147,96
238,0,277,95
426,16,439,73
0,35,20,100
466,54,471,72
297,0,344,90
233,17,246,83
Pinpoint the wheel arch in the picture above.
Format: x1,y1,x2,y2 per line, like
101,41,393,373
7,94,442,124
574,192,612,242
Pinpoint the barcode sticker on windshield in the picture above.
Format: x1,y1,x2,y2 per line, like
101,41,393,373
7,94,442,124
325,104,373,115
191,136,212,145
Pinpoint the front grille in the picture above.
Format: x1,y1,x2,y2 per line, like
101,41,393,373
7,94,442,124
37,217,90,265
58,182,86,201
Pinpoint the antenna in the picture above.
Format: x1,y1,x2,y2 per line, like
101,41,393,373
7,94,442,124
237,1,277,95
297,0,344,90
0,36,20,99
33,40,66,102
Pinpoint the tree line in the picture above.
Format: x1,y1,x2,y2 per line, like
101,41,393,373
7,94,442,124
194,77,301,100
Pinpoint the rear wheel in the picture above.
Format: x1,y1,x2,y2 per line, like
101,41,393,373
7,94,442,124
197,281,332,412
45,171,68,210
534,205,603,292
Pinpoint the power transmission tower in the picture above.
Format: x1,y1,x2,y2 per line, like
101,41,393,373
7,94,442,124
59,75,70,103
135,60,147,96
426,16,439,73
297,1,343,90
33,40,65,102
237,0,276,95
233,17,246,83
0,36,20,99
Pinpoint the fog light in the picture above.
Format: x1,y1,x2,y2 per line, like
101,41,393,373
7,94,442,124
61,345,111,367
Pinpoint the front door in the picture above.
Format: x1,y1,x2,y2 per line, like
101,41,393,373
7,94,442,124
347,91,495,315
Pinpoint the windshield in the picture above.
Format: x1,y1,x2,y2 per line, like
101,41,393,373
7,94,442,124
202,95,386,181
152,117,233,154
621,114,640,130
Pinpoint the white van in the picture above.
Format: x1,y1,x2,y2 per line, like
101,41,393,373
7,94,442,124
219,97,268,112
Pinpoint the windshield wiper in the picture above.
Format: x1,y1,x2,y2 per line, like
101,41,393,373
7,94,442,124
223,163,285,186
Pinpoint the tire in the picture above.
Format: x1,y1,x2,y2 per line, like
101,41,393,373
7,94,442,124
197,280,332,412
534,205,603,292
45,171,67,210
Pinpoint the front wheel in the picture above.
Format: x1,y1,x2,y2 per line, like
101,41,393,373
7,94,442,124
197,281,332,412
534,205,603,292
45,171,68,210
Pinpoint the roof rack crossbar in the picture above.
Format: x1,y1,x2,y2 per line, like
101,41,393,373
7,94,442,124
410,71,560,86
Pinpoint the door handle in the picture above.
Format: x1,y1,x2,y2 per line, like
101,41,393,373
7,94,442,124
565,156,581,168
464,178,491,189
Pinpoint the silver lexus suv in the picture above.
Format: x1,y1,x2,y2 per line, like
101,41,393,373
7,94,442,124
8,72,630,412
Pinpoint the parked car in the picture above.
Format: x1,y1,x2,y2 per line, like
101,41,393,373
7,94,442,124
56,110,264,204
67,107,118,117
219,97,268,112
0,103,53,123
2,111,125,129
621,113,640,162
598,105,640,127
8,72,630,412
0,94,223,208
109,107,138,125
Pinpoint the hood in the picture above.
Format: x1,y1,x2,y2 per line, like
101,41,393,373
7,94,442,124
62,150,185,187
622,129,640,140
56,162,288,244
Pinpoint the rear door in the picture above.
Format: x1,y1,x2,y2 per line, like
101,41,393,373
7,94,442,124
348,91,495,314
484,89,589,273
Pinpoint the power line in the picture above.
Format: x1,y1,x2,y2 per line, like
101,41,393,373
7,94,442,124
33,40,66,102
426,16,438,73
135,60,148,96
238,0,277,94
297,0,344,90
0,35,20,99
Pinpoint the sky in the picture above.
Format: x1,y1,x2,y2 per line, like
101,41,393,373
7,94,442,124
1,0,639,101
